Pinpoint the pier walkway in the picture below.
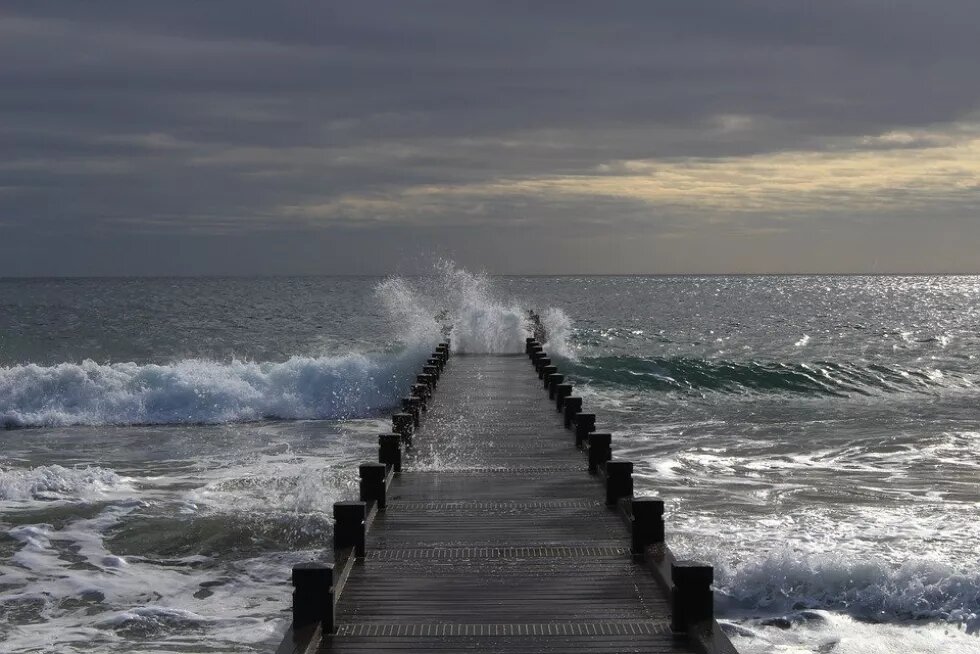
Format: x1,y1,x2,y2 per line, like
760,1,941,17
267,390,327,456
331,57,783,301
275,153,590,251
277,342,737,654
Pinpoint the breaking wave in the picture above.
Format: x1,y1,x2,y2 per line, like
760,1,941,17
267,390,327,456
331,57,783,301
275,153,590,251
716,550,980,631
0,261,571,427
0,352,426,428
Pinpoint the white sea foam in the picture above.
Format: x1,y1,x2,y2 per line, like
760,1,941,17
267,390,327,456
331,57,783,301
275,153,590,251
0,464,132,501
0,352,425,427
714,549,980,629
732,610,980,654
0,503,291,651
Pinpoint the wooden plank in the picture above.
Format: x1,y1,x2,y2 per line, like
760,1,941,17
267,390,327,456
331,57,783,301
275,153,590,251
307,353,727,653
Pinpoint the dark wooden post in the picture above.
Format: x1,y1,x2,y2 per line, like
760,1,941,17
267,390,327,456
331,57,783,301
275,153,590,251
525,337,537,353
588,433,612,473
605,459,633,505
547,374,564,398
378,433,402,473
535,357,551,374
292,562,334,633
563,396,582,428
426,357,443,373
422,366,439,388
540,364,557,382
360,463,387,511
411,383,430,405
631,497,665,558
416,374,435,391
392,413,414,448
555,384,573,410
401,397,420,427
529,345,543,360
574,413,595,449
671,561,714,633
333,501,366,557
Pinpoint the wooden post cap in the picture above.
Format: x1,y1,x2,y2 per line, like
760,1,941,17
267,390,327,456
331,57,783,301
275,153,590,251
359,462,387,480
292,561,332,587
378,433,401,446
632,497,665,518
672,561,713,586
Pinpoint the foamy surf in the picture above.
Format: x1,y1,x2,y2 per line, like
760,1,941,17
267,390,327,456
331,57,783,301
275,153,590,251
0,464,132,502
0,352,426,427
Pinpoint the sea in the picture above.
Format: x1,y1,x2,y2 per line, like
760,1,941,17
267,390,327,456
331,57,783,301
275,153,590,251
2,266,980,653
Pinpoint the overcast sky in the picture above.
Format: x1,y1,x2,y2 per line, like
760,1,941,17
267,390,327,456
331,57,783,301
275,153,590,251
2,1,980,275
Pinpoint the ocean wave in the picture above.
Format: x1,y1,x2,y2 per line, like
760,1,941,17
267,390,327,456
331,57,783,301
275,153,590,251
717,550,980,630
0,351,430,428
565,355,968,397
0,464,131,501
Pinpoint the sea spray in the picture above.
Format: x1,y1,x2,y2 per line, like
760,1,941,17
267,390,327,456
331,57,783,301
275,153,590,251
0,262,573,427
376,261,573,355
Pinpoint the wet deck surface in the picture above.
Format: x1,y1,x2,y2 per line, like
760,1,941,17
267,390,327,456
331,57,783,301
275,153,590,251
319,354,691,653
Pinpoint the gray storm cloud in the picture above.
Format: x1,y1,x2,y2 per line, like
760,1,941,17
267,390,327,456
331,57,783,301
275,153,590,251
2,1,980,274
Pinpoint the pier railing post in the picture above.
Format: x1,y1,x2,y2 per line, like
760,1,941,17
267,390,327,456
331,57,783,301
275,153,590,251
605,459,633,505
547,374,564,398
333,501,366,558
631,497,665,558
535,357,552,375
423,365,440,385
540,364,557,382
378,433,402,473
587,433,612,473
671,561,714,633
563,396,582,428
555,384,573,410
360,463,388,511
392,413,414,448
525,337,537,354
401,397,420,428
411,383,429,410
292,562,334,633
574,413,595,449
417,373,435,392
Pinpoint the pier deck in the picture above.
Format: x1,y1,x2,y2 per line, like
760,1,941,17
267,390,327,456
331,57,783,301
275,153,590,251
280,347,736,654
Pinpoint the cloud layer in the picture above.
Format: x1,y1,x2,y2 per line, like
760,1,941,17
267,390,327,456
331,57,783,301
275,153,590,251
2,1,980,274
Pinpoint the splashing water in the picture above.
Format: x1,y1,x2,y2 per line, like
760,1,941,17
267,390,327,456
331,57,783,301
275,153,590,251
0,263,572,428
375,261,572,356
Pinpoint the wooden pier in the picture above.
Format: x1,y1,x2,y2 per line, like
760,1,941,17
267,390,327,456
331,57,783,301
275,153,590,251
277,339,737,653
